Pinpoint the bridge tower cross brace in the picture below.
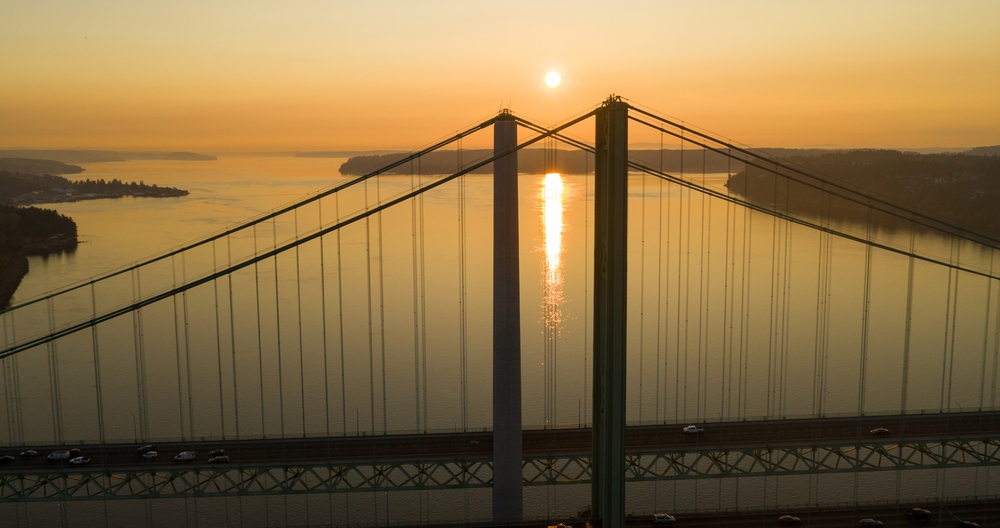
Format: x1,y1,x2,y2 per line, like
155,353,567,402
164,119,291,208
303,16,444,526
592,96,629,527
492,109,524,520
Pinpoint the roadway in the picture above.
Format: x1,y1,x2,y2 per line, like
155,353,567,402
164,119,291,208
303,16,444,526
2,411,997,472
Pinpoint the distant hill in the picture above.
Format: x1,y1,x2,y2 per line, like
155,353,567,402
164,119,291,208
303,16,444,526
0,158,84,175
726,149,1000,241
964,145,1000,156
0,149,216,163
297,150,405,158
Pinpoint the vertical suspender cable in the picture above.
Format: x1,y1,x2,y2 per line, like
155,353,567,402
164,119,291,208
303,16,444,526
677,132,685,421
584,150,590,425
947,240,962,410
295,209,307,435
254,225,267,438
2,317,22,444
365,178,376,434
766,165,779,417
419,158,429,432
991,247,1000,409
91,283,105,443
134,269,149,439
377,170,388,434
410,161,422,432
319,199,330,438
813,193,828,415
638,171,646,423
655,135,664,423
172,257,186,437
46,299,62,441
213,242,227,438
664,148,673,421
227,236,240,442
858,202,874,414
458,141,468,431
722,150,733,419
739,161,752,419
700,149,711,418
683,137,693,421
273,217,286,438
780,180,793,417
940,238,957,411
182,253,194,438
335,193,347,436
900,222,916,413
979,249,995,409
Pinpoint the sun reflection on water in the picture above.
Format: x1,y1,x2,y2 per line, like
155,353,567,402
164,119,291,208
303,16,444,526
541,173,565,328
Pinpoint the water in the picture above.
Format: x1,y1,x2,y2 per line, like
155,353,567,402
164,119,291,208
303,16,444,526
2,154,999,525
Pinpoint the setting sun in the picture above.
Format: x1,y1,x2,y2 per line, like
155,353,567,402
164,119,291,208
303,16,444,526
544,71,561,88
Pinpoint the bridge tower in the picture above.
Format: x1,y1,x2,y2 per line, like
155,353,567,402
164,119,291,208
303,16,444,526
592,96,628,527
492,109,523,519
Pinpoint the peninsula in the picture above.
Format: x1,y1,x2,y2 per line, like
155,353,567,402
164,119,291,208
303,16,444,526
0,157,191,307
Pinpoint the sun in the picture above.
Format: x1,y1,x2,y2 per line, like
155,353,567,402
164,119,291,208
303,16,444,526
545,71,561,88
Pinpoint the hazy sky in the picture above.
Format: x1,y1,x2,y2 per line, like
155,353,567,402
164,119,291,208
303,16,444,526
3,1,998,151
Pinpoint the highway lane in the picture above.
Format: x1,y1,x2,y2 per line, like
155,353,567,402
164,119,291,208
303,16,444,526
2,411,997,473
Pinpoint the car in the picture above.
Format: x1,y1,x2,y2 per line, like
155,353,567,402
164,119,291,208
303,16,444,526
19,450,38,458
209,449,226,458
859,520,884,527
0,455,14,464
68,448,82,457
682,425,704,434
653,513,676,524
207,455,230,464
47,450,71,461
903,507,931,520
141,450,158,459
870,427,889,435
68,456,90,465
137,444,158,455
953,522,980,528
778,514,802,525
174,451,196,462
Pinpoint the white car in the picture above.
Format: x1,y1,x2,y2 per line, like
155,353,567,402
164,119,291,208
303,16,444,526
654,513,676,524
682,425,704,434
174,451,196,462
47,450,71,461
68,456,90,465
142,450,158,459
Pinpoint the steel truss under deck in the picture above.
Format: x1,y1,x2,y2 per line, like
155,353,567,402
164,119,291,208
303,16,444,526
1,437,998,501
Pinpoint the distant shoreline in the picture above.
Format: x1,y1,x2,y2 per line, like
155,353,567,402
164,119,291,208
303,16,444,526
0,149,216,163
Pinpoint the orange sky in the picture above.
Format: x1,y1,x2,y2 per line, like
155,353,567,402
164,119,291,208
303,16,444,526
3,1,999,152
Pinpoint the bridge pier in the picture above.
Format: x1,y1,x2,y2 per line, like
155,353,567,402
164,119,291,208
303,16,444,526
592,97,628,528
492,110,523,520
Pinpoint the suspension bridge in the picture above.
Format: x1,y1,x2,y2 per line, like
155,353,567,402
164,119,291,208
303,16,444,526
1,96,999,527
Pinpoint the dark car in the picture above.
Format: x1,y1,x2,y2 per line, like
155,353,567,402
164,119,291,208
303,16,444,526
859,520,884,527
0,455,14,464
903,507,931,520
870,427,889,435
778,515,802,526
19,450,38,458
209,449,226,458
953,522,980,528
208,455,230,464
68,448,82,457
